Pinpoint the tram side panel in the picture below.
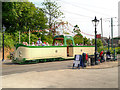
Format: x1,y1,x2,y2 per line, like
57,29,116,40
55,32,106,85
28,47,67,60
72,46,95,56
13,46,67,62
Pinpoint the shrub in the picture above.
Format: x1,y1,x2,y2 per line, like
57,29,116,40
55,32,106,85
4,33,15,48
97,46,120,54
116,47,120,54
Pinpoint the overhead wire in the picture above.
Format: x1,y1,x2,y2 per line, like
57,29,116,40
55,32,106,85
62,10,93,19
30,0,118,38
59,0,111,17
57,0,112,11
32,1,94,19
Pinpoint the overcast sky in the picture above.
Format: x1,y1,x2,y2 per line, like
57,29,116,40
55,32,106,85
29,0,119,39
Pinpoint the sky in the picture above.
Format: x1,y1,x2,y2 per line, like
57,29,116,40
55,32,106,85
29,0,119,39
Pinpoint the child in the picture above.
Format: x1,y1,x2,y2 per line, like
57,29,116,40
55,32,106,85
31,42,35,46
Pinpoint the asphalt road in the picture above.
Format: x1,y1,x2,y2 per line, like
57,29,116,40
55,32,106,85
2,60,73,76
2,63,118,88
2,57,119,76
2,59,119,88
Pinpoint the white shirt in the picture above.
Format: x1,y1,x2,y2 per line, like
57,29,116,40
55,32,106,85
32,44,35,46
37,40,42,46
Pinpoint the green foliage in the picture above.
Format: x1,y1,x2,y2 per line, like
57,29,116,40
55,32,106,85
73,34,92,45
66,39,72,46
92,39,103,47
73,25,90,45
86,38,91,45
83,37,91,45
42,0,63,35
42,0,63,19
4,33,15,48
3,1,107,49
3,32,54,48
41,34,53,44
2,1,49,48
74,34,83,44
97,39,103,47
20,33,29,43
97,46,107,53
97,46,120,55
116,47,120,54
30,33,38,44
2,2,48,33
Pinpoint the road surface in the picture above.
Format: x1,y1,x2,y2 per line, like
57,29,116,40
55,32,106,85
2,59,119,88
2,60,73,75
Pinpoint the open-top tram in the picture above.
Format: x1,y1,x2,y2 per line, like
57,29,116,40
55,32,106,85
12,35,95,64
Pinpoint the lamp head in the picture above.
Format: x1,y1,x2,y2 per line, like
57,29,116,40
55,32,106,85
92,16,99,26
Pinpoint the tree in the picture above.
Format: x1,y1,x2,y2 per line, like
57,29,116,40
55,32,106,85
73,25,83,44
2,2,48,33
92,39,103,47
73,25,81,34
42,0,63,35
86,38,91,45
2,2,48,47
74,34,83,44
83,37,91,45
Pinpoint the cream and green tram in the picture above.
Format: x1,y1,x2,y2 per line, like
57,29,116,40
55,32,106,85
12,35,95,64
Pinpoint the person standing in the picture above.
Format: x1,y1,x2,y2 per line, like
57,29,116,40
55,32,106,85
60,43,63,46
54,41,59,46
37,38,42,46
35,42,38,46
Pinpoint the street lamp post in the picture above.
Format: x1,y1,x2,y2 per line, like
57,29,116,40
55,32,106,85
108,36,110,51
2,25,6,61
92,16,99,65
